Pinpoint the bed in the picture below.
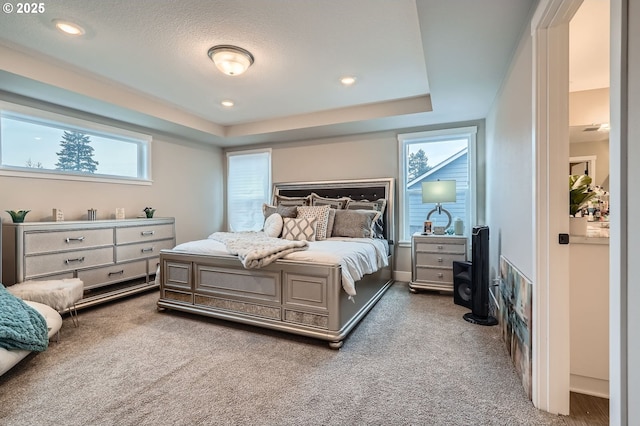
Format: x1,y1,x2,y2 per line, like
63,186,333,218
157,178,395,348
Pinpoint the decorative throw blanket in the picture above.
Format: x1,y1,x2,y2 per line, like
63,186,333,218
208,231,308,269
0,284,48,352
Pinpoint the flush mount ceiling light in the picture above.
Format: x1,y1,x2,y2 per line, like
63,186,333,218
340,76,357,86
52,19,85,36
207,45,254,76
221,100,234,107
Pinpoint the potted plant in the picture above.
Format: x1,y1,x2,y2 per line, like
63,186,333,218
143,207,156,218
569,174,597,236
6,210,30,223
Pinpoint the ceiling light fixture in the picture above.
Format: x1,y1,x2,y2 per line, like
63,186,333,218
52,19,85,36
221,100,234,107
340,76,357,86
207,45,254,76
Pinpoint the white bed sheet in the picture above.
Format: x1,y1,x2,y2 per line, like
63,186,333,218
170,237,389,297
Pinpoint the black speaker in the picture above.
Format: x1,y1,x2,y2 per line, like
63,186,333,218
453,261,473,309
464,226,497,326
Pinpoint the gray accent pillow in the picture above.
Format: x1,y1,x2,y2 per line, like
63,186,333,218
326,208,336,238
332,209,381,238
274,194,310,206
345,198,387,239
263,203,298,219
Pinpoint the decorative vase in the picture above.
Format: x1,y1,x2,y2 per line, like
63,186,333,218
6,210,30,223
569,216,587,236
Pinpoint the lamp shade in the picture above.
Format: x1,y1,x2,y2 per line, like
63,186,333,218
421,180,456,203
208,45,254,76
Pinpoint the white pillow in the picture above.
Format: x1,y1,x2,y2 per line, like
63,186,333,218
263,213,283,238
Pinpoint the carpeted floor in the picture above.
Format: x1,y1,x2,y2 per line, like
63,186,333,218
0,282,568,425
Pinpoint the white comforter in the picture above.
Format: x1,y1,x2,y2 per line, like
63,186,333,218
171,236,389,297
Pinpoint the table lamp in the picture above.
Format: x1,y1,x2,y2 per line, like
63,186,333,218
422,180,457,229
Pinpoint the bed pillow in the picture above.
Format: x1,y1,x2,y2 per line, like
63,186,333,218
309,193,350,209
274,194,310,207
345,198,387,238
282,217,317,241
332,209,381,239
326,208,336,238
262,203,298,219
296,205,331,240
263,213,284,238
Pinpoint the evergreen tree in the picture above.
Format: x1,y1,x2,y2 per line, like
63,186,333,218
408,149,431,182
55,131,99,173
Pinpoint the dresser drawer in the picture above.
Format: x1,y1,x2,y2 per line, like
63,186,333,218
415,252,466,268
116,239,176,262
414,241,466,254
25,246,114,278
415,267,454,284
24,228,114,255
78,260,147,290
116,224,174,244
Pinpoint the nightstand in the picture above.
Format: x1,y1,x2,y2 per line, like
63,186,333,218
410,233,467,293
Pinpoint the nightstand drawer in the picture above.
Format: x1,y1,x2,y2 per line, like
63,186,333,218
415,252,466,268
414,241,466,254
415,267,453,283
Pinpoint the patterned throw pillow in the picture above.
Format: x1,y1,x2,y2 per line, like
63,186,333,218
274,194,310,207
282,217,317,241
296,205,331,240
345,198,387,238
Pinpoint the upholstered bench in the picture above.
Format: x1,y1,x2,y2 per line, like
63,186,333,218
0,300,63,376
7,279,84,326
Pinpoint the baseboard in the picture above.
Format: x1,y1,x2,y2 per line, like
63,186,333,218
570,374,609,399
393,270,411,282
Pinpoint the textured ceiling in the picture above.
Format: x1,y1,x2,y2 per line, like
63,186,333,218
0,1,538,146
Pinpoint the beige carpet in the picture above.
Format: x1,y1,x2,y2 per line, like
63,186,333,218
0,282,567,425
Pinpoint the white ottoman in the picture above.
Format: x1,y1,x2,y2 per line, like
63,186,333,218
7,279,84,327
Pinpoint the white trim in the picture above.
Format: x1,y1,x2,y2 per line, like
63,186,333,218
397,126,477,243
531,0,581,415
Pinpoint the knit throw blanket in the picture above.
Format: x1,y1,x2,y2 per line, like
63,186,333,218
0,284,48,352
208,231,308,269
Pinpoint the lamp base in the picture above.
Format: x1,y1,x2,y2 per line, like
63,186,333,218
426,206,452,230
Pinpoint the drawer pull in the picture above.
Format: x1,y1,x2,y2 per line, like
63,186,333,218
141,247,154,253
437,272,444,278
438,258,443,263
141,231,155,236
65,256,85,264
65,236,85,243
108,270,125,276
437,245,444,249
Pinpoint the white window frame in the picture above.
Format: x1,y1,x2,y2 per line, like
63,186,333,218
0,101,152,185
397,126,477,244
226,148,272,232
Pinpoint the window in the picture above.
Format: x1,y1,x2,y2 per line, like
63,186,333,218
0,101,151,184
227,149,271,232
397,127,477,242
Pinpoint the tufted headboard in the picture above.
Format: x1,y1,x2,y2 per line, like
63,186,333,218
273,178,395,243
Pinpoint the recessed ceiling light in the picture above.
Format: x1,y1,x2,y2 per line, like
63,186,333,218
53,19,85,36
340,76,357,86
221,100,234,107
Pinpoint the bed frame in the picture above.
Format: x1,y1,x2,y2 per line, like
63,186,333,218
157,178,395,349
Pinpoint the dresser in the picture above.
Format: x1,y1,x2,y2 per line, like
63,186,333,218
410,234,467,292
1,218,175,308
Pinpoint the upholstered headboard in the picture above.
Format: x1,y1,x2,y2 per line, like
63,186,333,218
273,178,395,243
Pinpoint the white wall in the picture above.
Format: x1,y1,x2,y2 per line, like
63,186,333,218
485,27,534,282
0,120,224,245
